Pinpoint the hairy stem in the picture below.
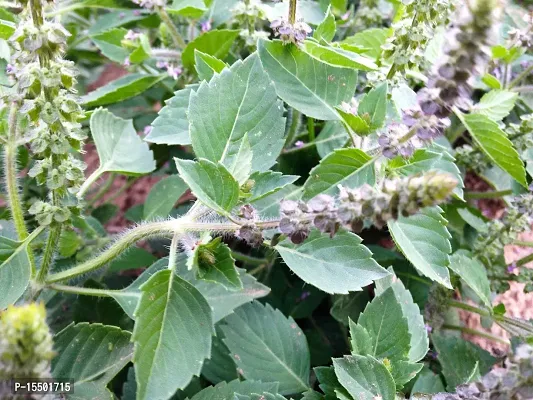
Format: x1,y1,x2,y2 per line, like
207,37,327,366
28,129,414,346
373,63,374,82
288,0,297,24
77,167,104,199
156,6,187,49
448,299,492,318
48,283,119,297
45,217,282,283
513,240,533,248
232,251,268,266
168,232,180,272
36,225,61,283
87,172,115,208
441,324,510,345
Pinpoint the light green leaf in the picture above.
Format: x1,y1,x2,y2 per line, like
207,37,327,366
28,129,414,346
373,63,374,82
314,366,353,400
313,6,336,42
302,40,377,71
132,269,213,400
410,367,445,398
146,87,193,145
90,28,128,63
348,320,373,355
182,29,240,70
190,237,242,290
176,259,270,322
336,109,371,136
390,361,423,390
108,246,157,273
258,39,358,121
189,53,285,173
168,0,206,17
195,49,228,81
205,0,240,26
0,242,31,310
247,171,299,202
333,355,396,400
358,82,388,130
474,90,518,121
340,28,390,60
0,20,15,40
90,108,155,175
221,302,310,395
0,235,18,262
190,380,279,400
356,287,411,362
58,229,82,258
275,230,389,294
88,10,150,35
457,112,527,187
481,74,501,90
432,333,496,391
175,158,239,216
331,291,370,325
388,207,452,288
448,250,492,308
143,175,188,220
128,33,151,64
82,73,165,107
316,121,349,158
302,148,375,201
52,323,133,398
229,133,253,185
375,269,429,363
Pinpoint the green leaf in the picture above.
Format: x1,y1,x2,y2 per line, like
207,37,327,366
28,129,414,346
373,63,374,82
202,326,238,384
228,133,253,185
190,380,279,400
275,230,389,294
182,29,240,70
457,111,527,187
90,28,129,63
410,367,445,397
52,323,133,398
258,39,358,121
357,82,388,130
132,269,213,400
128,33,151,64
168,0,206,17
176,259,270,322
389,361,423,390
302,148,375,201
330,291,370,325
302,41,377,71
146,87,193,145
205,0,240,26
356,287,411,362
82,73,165,107
221,302,310,395
473,90,518,121
316,121,349,158
313,6,336,42
481,74,501,90
448,250,492,308
189,53,285,173
58,229,82,258
190,237,242,290
195,49,228,81
108,246,157,273
0,242,31,310
432,333,496,390
175,158,239,216
336,109,371,136
90,108,155,175
88,10,151,35
348,320,373,355
333,355,396,400
375,269,429,363
143,175,188,220
314,366,353,400
388,207,452,288
0,19,15,40
247,171,299,202
340,28,390,60
0,235,18,262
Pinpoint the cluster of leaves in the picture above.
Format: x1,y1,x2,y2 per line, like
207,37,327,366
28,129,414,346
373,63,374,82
1,0,533,399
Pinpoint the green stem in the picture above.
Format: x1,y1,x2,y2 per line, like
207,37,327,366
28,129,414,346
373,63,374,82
48,283,119,297
45,217,283,283
77,167,104,200
508,64,533,89
288,0,297,24
168,232,180,272
513,240,533,248
36,225,61,283
231,251,268,266
514,252,533,268
441,324,510,345
464,189,513,200
87,173,115,208
4,104,29,241
285,109,301,147
447,299,492,318
156,6,187,49
307,117,315,142
105,177,137,205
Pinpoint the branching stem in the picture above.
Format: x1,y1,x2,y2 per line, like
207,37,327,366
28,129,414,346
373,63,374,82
156,6,187,49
